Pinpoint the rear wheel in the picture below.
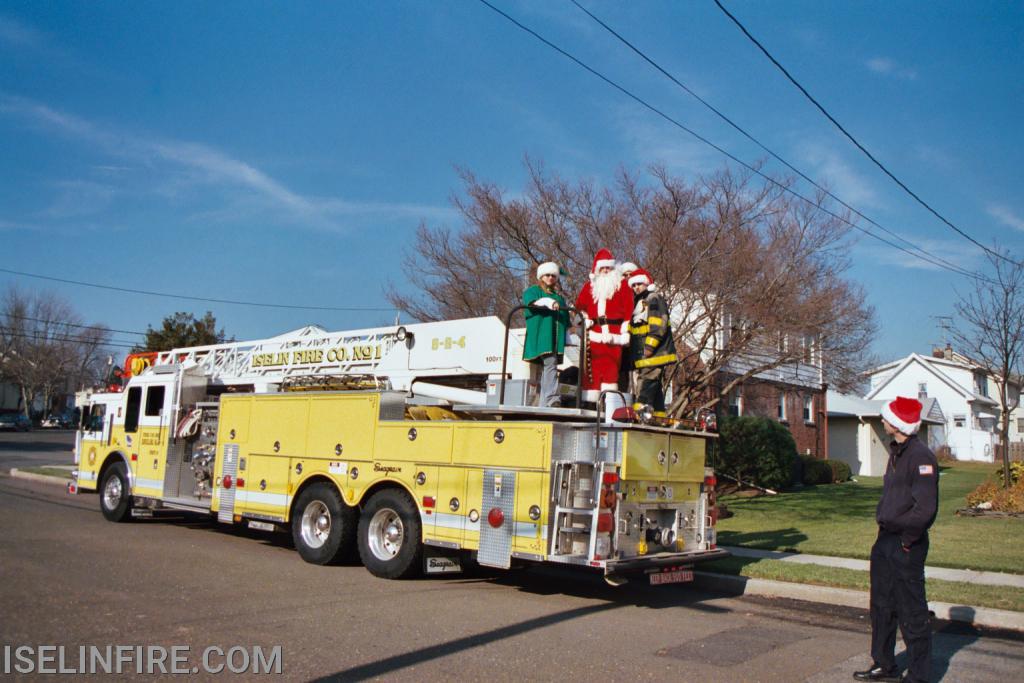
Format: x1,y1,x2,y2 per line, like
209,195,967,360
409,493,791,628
99,462,132,522
358,489,423,579
291,483,357,565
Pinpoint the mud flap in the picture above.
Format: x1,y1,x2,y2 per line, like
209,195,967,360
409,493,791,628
477,469,516,569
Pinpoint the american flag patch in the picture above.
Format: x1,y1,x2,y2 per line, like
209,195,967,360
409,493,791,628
919,464,934,475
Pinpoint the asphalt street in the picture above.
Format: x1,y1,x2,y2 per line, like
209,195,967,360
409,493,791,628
0,430,75,471
1,474,1021,682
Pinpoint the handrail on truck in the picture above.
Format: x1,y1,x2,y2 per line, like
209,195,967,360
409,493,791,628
498,305,583,409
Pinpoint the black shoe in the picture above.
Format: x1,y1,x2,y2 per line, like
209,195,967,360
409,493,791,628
852,665,900,682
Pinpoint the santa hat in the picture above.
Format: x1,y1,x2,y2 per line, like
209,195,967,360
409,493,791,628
620,262,638,276
590,248,616,275
627,268,655,291
536,261,560,279
881,396,922,435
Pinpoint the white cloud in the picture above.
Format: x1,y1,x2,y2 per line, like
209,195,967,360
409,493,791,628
0,15,43,49
866,56,918,80
987,204,1024,233
856,233,985,274
612,104,717,177
0,94,454,231
794,140,879,209
42,180,118,218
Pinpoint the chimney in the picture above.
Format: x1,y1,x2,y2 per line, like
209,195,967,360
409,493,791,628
944,343,953,360
932,347,944,359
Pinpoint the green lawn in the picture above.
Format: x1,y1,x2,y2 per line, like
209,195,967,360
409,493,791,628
716,462,1023,574
701,555,1024,613
19,466,73,479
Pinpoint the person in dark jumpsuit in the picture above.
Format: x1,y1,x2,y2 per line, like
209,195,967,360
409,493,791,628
854,396,938,683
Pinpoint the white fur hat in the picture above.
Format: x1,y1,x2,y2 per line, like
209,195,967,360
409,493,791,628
881,396,923,435
536,261,560,279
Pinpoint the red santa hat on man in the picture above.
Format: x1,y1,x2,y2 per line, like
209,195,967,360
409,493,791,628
627,267,656,292
881,396,923,435
589,248,617,279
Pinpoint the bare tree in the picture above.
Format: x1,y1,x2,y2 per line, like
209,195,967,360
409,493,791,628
951,249,1024,488
388,159,877,416
0,286,112,418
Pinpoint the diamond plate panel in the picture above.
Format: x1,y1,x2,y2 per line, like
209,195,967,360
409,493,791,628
477,469,516,568
217,443,239,523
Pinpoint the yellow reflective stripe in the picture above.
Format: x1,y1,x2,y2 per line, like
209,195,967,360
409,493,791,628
653,411,667,418
648,316,664,326
645,336,661,348
632,403,644,411
629,324,649,335
635,353,677,368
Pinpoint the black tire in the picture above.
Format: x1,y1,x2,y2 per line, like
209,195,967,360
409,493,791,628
291,483,357,565
99,461,132,523
358,489,423,579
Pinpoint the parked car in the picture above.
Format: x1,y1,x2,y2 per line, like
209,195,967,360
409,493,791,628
0,413,32,432
41,414,73,429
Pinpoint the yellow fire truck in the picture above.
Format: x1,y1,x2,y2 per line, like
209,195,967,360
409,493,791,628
70,316,725,584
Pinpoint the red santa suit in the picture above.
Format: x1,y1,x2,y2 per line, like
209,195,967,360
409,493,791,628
575,248,634,402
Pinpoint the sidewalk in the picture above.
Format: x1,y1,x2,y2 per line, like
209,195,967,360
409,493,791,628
722,546,1024,589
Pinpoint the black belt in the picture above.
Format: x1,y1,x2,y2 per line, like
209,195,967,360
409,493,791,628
594,317,624,325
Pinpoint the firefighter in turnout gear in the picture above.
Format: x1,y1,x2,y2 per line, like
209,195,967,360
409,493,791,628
627,268,676,417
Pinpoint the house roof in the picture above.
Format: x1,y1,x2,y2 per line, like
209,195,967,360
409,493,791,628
827,390,944,425
865,353,998,407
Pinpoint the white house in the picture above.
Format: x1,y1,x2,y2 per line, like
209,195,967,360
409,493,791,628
827,391,945,476
865,350,1000,462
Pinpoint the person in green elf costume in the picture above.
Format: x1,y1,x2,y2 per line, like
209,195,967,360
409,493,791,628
523,261,571,407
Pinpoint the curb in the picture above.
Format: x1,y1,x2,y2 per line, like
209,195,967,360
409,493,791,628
8,469,72,486
695,571,1024,632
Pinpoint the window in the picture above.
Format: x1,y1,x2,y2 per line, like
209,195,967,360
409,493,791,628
975,375,989,397
803,395,814,422
798,335,815,362
918,382,928,400
778,393,787,421
1018,418,1024,432
728,388,743,417
144,386,166,417
85,404,106,432
124,387,142,433
953,414,966,428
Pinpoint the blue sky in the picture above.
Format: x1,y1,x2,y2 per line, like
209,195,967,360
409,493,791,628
1,1,1021,368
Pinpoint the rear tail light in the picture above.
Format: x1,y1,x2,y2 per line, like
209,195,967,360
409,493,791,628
602,472,619,485
222,475,233,489
596,512,614,533
610,407,637,422
704,474,717,490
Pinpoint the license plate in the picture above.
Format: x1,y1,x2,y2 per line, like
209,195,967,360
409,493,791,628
650,568,694,585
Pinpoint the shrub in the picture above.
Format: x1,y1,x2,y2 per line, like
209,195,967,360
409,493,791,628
934,445,955,464
966,479,1024,512
996,461,1024,486
799,454,832,485
719,416,798,491
828,459,852,483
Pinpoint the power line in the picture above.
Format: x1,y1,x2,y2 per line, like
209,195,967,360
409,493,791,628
4,313,147,337
474,0,995,281
711,0,1019,267
569,0,988,283
0,328,138,350
0,267,398,313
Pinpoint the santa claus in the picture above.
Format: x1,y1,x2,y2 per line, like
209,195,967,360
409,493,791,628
574,248,634,404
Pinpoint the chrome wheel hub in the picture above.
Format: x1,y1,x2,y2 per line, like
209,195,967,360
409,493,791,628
300,501,331,549
367,508,404,561
103,476,122,510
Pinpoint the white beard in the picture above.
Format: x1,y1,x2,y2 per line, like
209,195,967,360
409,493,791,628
591,270,621,302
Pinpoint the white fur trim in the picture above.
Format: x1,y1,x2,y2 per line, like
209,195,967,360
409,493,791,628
593,258,615,272
588,330,611,344
621,262,638,275
881,402,921,435
600,383,619,391
597,297,607,317
532,297,556,309
628,273,651,287
613,332,630,346
583,389,601,402
537,262,559,278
